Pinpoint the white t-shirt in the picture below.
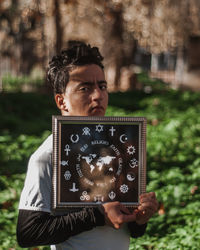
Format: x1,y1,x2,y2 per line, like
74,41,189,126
19,135,131,250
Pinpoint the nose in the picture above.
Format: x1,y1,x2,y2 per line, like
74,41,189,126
91,86,103,101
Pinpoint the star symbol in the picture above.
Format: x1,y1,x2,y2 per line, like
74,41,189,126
95,124,104,133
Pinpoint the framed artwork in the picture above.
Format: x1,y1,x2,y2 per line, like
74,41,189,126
52,116,146,210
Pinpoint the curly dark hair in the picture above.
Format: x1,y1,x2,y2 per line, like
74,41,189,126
47,41,104,94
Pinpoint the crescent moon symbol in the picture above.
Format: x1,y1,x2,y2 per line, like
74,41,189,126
120,134,128,143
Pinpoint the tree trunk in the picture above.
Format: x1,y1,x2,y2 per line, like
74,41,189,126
102,3,124,91
54,0,63,54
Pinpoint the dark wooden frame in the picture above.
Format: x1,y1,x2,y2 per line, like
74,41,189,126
52,116,146,210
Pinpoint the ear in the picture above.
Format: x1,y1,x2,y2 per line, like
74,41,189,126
55,94,68,112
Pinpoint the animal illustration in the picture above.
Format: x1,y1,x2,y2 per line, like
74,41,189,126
82,154,116,173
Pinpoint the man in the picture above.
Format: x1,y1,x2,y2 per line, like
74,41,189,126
17,41,158,249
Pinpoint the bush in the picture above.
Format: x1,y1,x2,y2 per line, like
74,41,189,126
108,86,200,249
2,74,44,92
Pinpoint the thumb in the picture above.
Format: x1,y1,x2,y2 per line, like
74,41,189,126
114,223,120,229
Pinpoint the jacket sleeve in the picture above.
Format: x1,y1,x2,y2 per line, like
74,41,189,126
127,221,147,238
16,208,105,248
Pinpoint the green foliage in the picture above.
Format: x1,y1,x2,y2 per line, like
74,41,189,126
0,92,58,135
1,77,200,249
2,74,44,92
108,83,200,249
0,92,57,249
137,72,170,91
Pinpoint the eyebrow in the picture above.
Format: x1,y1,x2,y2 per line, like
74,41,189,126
70,79,107,86
81,80,107,85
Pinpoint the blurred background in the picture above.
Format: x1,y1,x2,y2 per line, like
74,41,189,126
1,0,200,91
1,0,200,249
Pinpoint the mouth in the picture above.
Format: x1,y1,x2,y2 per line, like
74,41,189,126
92,106,104,111
91,106,105,114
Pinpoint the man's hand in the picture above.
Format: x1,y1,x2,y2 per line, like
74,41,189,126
101,192,158,229
135,192,158,225
102,201,137,229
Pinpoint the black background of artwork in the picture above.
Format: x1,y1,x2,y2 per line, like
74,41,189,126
59,122,139,204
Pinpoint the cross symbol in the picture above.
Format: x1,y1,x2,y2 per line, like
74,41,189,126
109,126,116,136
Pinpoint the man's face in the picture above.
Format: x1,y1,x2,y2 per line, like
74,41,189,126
60,64,108,116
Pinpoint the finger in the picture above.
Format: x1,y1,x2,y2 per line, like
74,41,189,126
140,194,157,201
137,207,155,218
138,206,157,215
140,199,158,207
121,213,137,223
137,210,156,221
140,192,156,200
139,200,158,209
119,205,132,215
140,198,154,204
138,203,158,214
140,197,159,209
140,195,157,203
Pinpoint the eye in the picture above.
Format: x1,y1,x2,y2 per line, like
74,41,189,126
79,86,90,92
99,84,107,90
